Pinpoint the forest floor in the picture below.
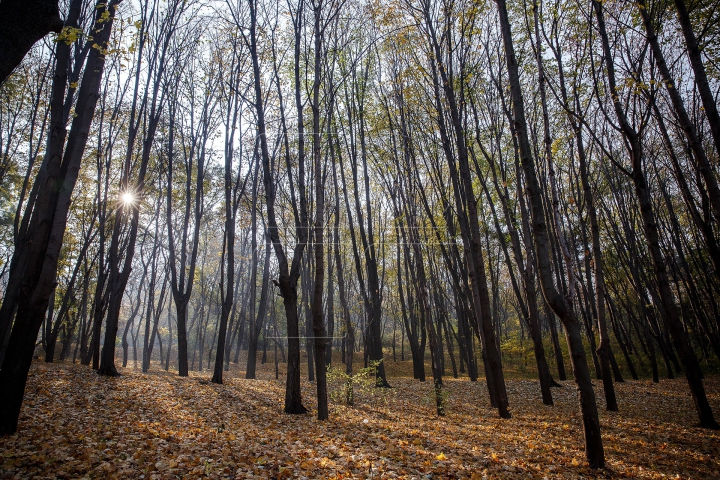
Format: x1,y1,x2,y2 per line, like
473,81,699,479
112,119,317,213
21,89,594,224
1,359,719,479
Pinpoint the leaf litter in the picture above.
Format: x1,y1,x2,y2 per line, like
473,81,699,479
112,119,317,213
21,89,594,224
1,362,718,479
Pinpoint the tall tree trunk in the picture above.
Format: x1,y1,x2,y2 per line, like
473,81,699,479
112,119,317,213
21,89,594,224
496,0,603,466
245,0,309,413
0,0,84,365
421,8,508,414
332,131,355,405
98,0,177,376
310,0,328,420
473,123,554,404
325,223,334,367
0,0,121,434
532,0,596,400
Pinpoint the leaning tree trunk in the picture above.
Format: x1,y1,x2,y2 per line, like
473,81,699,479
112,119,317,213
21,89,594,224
541,2,616,409
495,0,604,467
0,0,121,434
673,0,720,160
422,8,508,414
0,0,85,365
473,127,554,404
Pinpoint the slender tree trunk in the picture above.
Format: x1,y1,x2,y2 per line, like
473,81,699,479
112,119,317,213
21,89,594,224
332,131,355,405
534,0,602,401
303,252,315,382
421,6,508,415
246,0,309,413
673,0,720,159
246,232,271,379
325,225,334,367
496,0,603,466
310,0,328,420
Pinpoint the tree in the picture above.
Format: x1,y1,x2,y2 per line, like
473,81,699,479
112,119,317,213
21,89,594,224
240,0,311,413
592,0,718,430
495,0,604,467
0,0,122,433
99,0,192,376
0,0,63,85
213,27,250,384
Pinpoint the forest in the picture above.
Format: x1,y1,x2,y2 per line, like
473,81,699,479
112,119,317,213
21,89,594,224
0,0,720,476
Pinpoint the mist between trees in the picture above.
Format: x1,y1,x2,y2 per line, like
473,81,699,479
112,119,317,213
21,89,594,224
1,0,720,469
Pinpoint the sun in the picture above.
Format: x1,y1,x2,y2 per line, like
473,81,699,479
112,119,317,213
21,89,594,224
120,191,136,206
